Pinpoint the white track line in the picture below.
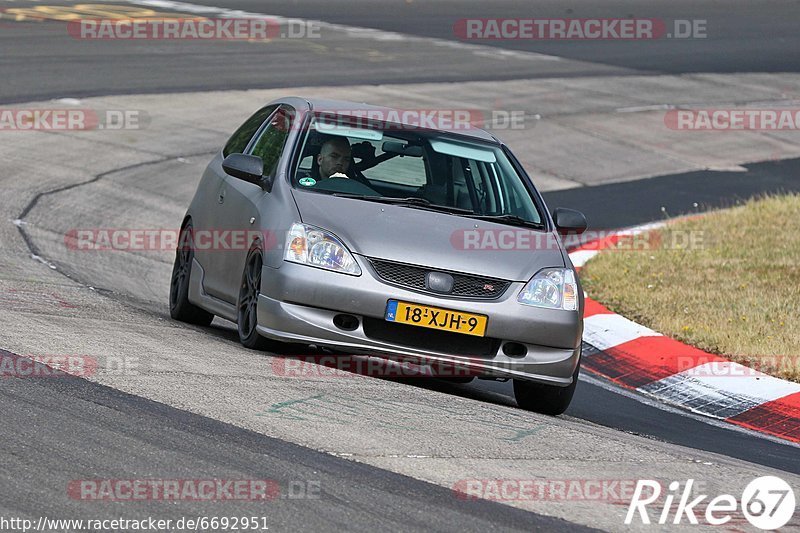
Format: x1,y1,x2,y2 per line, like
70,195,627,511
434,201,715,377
127,0,564,62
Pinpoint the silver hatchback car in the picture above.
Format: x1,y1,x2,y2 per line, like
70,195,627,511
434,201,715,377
171,97,587,414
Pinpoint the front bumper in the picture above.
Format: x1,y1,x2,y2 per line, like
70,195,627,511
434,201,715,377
257,257,582,385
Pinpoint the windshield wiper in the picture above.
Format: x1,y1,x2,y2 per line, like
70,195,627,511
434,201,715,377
461,213,545,230
332,194,474,214
332,194,542,225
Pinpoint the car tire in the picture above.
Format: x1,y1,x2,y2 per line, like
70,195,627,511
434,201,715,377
513,355,580,416
170,222,214,326
237,247,279,350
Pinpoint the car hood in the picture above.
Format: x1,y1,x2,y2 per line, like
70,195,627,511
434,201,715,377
291,191,565,282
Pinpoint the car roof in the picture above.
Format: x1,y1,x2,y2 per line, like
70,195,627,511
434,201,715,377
271,96,499,143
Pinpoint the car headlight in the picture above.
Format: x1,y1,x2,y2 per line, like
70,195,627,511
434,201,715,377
517,268,578,311
284,223,361,275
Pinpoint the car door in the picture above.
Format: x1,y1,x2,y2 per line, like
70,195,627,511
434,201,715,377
195,104,277,302
215,105,296,302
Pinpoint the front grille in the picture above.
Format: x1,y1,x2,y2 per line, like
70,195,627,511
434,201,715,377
370,259,426,290
368,258,510,299
362,318,500,358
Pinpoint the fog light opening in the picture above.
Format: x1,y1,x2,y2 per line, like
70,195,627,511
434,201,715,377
502,342,527,358
333,314,360,331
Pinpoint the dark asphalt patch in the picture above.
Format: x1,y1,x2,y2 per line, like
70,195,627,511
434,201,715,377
543,157,800,230
0,348,596,532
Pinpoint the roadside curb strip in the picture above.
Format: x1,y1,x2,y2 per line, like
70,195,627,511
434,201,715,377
570,223,800,444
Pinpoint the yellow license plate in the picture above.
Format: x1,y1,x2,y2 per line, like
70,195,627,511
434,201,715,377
385,300,487,337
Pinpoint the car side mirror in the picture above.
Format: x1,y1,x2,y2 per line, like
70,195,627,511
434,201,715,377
222,154,269,190
553,207,587,235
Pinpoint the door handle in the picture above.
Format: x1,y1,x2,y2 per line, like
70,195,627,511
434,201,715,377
218,189,226,204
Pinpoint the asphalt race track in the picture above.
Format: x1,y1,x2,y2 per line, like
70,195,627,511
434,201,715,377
3,0,800,102
0,351,589,532
179,0,800,74
1,1,799,531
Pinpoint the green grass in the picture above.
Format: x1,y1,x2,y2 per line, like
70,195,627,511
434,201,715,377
580,194,800,382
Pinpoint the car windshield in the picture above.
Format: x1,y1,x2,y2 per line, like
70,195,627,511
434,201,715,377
292,114,544,227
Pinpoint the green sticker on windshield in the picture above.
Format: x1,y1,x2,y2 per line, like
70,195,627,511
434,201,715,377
299,177,316,187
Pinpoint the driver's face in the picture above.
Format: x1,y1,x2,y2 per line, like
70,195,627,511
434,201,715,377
317,140,352,178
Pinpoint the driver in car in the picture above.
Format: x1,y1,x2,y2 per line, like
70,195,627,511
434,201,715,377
316,137,352,179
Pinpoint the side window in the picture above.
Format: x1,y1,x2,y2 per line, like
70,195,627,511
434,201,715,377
249,106,295,177
222,104,278,157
